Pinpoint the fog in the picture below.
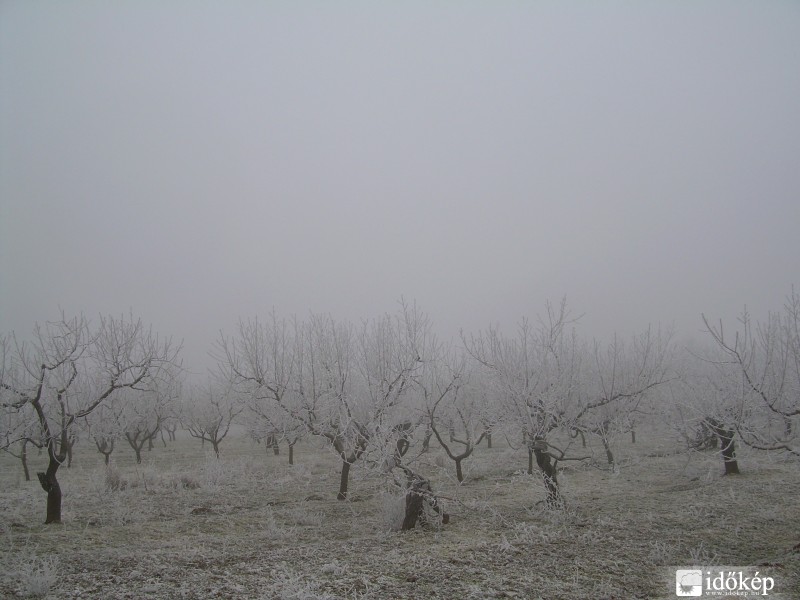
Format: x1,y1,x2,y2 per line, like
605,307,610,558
2,2,799,374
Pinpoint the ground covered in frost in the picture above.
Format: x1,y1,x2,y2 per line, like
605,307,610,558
1,427,798,599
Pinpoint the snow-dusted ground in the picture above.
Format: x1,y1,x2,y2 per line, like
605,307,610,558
1,428,798,599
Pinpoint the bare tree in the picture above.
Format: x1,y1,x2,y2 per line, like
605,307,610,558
420,352,484,483
183,382,242,458
671,342,744,476
0,313,180,523
218,303,430,500
117,368,180,464
701,288,800,456
86,402,124,465
466,300,672,508
571,332,672,472
464,302,584,507
0,397,41,480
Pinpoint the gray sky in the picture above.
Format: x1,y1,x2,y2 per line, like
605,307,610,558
2,2,799,374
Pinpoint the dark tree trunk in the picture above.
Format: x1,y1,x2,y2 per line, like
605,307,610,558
402,489,425,531
134,447,143,464
272,439,280,456
602,436,615,468
337,460,351,501
630,429,636,444
421,429,432,454
533,442,562,509
455,458,464,483
486,431,492,449
706,419,739,475
21,439,31,481
288,443,294,466
212,440,220,458
37,455,63,524
720,435,739,475
399,470,448,531
527,446,534,475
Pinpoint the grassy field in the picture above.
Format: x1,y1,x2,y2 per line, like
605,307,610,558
0,425,798,599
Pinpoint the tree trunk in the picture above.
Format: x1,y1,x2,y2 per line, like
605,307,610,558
602,436,615,468
212,440,221,458
272,440,280,456
533,442,562,509
486,431,492,449
630,429,636,444
337,460,351,501
455,458,464,483
37,455,63,524
527,446,534,475
21,439,31,481
706,419,739,475
402,489,424,531
720,435,739,475
133,446,143,464
400,471,448,531
288,443,294,466
421,429,431,454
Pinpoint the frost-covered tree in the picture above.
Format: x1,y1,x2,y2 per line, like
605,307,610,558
85,402,124,465
182,382,242,458
466,300,672,508
419,351,484,484
0,313,180,523
701,288,800,457
217,303,431,500
116,365,182,464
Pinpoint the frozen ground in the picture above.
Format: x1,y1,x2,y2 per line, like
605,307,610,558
1,426,798,599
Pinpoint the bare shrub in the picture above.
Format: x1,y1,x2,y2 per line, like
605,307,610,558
284,501,323,527
266,568,337,600
200,455,230,488
8,552,60,598
104,465,128,491
263,507,293,541
177,474,201,490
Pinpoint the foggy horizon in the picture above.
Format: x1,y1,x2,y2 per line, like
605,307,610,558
2,2,799,375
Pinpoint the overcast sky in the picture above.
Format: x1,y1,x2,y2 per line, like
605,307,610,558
1,2,798,374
